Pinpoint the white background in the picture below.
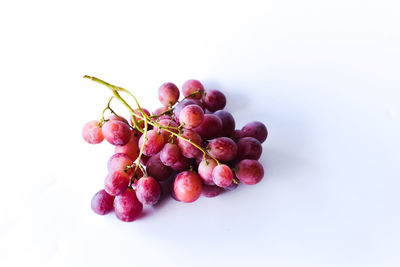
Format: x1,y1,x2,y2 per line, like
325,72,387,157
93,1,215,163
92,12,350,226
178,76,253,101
1,1,399,266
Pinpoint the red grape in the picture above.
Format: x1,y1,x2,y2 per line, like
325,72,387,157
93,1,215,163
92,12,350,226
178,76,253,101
102,120,131,146
198,158,217,185
174,99,203,122
160,143,181,166
201,184,223,198
182,79,205,99
130,108,151,129
82,120,104,144
104,170,130,196
235,159,264,185
114,188,143,222
230,129,243,141
202,89,226,112
241,121,268,143
138,129,165,156
179,104,204,129
91,189,115,215
153,106,169,116
214,110,235,137
212,164,233,188
140,154,151,166
170,155,193,172
108,114,129,124
177,129,203,158
146,153,173,181
237,137,262,160
135,177,161,206
154,119,178,142
173,171,203,203
158,82,180,107
207,137,237,162
193,114,222,140
107,153,134,174
114,131,140,160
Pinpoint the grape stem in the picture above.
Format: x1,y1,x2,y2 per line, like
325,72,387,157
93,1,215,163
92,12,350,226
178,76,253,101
83,75,221,167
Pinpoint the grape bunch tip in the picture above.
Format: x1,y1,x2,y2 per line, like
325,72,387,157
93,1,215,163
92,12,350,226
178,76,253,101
83,76,268,222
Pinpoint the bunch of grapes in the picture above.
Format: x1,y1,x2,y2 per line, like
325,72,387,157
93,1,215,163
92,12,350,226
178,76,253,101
82,76,268,222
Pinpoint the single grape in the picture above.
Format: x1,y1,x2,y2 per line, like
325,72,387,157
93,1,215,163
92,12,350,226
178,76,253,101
135,177,161,206
173,171,203,203
160,143,181,166
104,170,130,196
235,159,264,185
174,99,204,122
212,164,233,188
225,180,239,191
82,120,104,144
214,110,235,137
207,137,237,162
158,82,180,107
198,158,217,185
177,129,203,158
146,153,173,181
182,79,205,99
179,104,204,129
154,119,179,142
241,121,268,143
201,184,223,198
202,89,226,112
230,129,243,141
138,129,165,156
170,155,193,172
237,137,262,160
102,120,131,146
107,153,134,174
91,189,115,215
108,114,129,125
193,114,222,140
114,131,141,160
114,188,143,222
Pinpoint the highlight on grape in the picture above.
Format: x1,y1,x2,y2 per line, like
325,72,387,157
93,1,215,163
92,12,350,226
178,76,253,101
83,76,268,222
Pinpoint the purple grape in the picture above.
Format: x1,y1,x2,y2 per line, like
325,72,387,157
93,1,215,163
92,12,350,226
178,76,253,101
102,120,131,146
182,79,205,100
82,120,104,144
104,171,130,196
212,164,233,188
135,177,161,206
146,153,173,181
138,129,165,156
179,104,204,129
201,184,223,198
230,129,243,141
235,159,264,185
207,137,237,162
214,110,235,137
241,121,268,143
193,114,222,140
236,137,262,160
160,143,181,166
91,189,115,215
225,181,239,191
177,129,203,159
202,89,226,112
114,188,143,222
158,82,180,107
170,155,193,172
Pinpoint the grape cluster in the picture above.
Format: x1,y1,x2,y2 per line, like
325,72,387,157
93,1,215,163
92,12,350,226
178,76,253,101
83,76,268,222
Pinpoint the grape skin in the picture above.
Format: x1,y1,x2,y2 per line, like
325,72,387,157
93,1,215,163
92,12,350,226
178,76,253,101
193,114,222,140
198,158,217,185
235,159,264,185
160,143,181,166
170,155,193,172
212,164,233,188
177,129,203,159
138,129,165,156
179,104,204,129
182,79,205,100
82,120,104,144
146,153,173,181
135,177,161,206
108,114,129,125
114,188,143,222
173,171,203,203
104,170,130,196
158,82,180,107
91,189,115,215
236,137,262,160
102,120,131,146
154,119,178,142
214,110,235,137
201,184,223,198
114,131,141,160
107,153,134,175
202,89,226,112
241,121,268,143
207,137,237,162
174,99,204,123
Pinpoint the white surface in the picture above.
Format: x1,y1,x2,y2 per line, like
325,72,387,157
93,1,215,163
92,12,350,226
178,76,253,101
1,0,400,266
